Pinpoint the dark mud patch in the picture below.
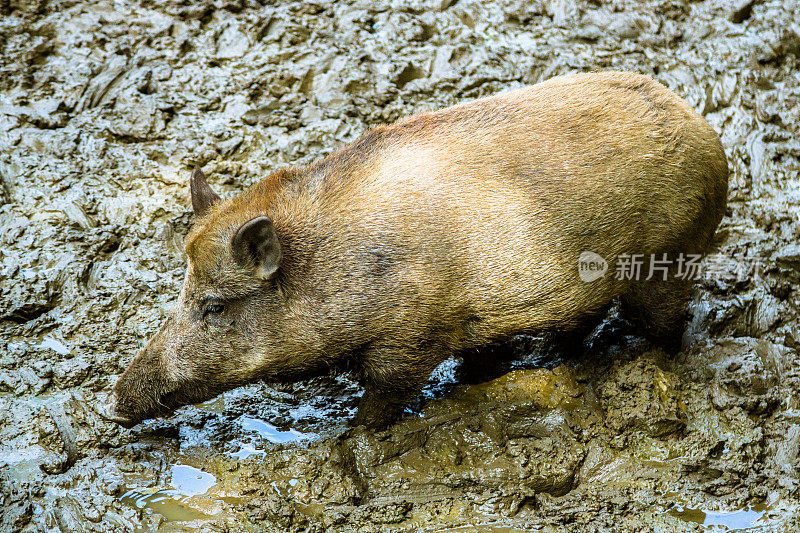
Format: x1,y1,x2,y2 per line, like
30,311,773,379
2,0,800,531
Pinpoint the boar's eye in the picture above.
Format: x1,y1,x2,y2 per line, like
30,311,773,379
202,302,225,318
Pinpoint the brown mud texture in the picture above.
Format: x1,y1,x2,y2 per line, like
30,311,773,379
2,0,800,531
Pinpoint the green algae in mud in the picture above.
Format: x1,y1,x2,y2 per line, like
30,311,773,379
459,366,584,410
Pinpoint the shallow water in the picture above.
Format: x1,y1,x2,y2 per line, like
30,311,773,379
667,505,767,529
121,459,226,527
238,416,313,445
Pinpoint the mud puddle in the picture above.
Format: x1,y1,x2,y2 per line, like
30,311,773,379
666,504,767,530
114,385,340,529
122,464,219,524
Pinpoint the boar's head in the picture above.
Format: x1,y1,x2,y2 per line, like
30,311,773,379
102,168,295,428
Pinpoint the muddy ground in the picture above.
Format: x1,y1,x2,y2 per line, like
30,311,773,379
1,0,800,531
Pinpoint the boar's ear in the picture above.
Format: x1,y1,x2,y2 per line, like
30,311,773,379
190,167,221,216
231,216,282,279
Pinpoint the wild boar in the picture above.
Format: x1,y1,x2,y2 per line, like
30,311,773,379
102,71,728,429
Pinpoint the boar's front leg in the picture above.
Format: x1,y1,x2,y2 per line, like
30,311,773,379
351,388,408,429
351,347,442,429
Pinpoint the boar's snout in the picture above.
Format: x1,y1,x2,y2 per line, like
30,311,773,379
102,344,177,428
99,392,137,429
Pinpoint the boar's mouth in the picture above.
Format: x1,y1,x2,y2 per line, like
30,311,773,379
153,390,182,417
146,384,219,419
104,378,227,428
103,393,178,429
103,388,186,428
146,387,203,420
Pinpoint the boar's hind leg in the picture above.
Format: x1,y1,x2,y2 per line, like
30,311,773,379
621,274,693,354
350,348,442,429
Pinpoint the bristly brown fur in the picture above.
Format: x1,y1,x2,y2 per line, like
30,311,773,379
108,71,729,429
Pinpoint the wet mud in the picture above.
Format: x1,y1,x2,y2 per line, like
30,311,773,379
1,0,800,531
